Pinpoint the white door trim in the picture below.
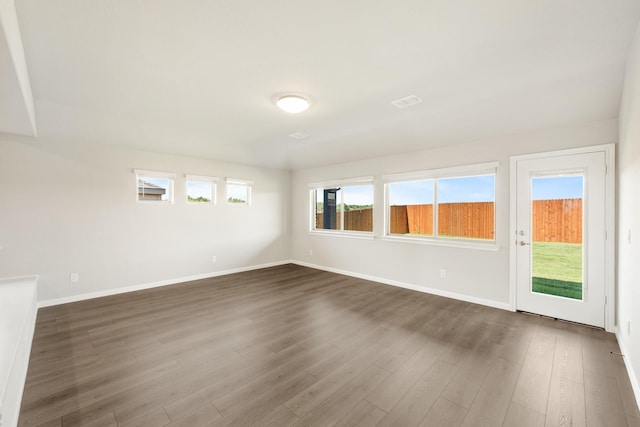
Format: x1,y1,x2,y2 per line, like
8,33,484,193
509,143,615,332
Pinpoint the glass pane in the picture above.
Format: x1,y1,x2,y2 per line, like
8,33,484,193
227,183,249,204
388,180,434,236
315,188,341,230
138,176,171,202
531,175,583,300
436,175,495,240
187,180,214,203
342,185,373,232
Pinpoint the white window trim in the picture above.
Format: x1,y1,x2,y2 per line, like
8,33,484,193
186,174,219,182
308,176,373,189
226,178,253,185
135,169,175,204
226,178,252,205
381,235,499,251
382,162,498,182
134,169,176,179
383,161,498,249
309,176,375,236
309,229,376,240
186,174,218,205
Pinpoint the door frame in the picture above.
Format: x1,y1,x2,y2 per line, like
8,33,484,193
509,143,615,332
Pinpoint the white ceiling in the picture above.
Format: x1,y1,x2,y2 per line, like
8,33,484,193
3,1,640,169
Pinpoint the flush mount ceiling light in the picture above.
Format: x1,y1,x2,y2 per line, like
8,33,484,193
391,95,422,109
276,95,310,114
289,132,310,139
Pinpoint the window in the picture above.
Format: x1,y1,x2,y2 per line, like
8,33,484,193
384,162,497,245
186,175,217,204
135,169,175,203
310,177,374,234
226,178,252,205
437,175,495,240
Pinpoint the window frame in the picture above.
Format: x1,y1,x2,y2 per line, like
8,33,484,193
383,162,498,250
226,178,253,205
135,169,175,204
309,176,374,238
186,174,218,205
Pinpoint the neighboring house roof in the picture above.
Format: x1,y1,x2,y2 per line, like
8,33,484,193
137,180,166,195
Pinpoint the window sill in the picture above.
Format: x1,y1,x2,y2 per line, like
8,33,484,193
382,235,500,251
136,201,174,204
308,230,375,240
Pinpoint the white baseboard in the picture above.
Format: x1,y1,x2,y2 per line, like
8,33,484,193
615,328,640,413
292,260,512,311
38,260,292,308
39,259,511,312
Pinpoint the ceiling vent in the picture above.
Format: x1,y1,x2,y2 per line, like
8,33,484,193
391,95,422,109
289,132,310,139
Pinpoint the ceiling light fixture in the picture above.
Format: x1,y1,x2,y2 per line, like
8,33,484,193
276,95,310,114
289,132,310,139
391,95,422,109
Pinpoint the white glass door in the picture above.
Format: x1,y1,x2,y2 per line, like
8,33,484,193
515,152,606,327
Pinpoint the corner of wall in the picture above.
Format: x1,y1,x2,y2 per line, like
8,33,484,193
616,17,640,415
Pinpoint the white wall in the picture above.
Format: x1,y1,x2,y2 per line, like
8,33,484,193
291,119,617,307
0,135,291,302
0,117,620,311
617,22,640,404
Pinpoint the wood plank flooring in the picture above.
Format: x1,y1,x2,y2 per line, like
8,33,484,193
19,264,640,426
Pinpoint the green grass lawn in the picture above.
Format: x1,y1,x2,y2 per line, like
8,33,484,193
532,241,582,300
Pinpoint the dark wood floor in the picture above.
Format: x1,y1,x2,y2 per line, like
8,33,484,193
19,264,640,427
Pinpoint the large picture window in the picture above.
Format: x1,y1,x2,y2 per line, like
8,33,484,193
311,178,374,234
384,163,496,244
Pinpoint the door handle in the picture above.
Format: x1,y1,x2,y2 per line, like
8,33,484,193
518,241,530,246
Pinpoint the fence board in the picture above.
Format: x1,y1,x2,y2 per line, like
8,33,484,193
406,205,433,235
438,202,494,239
315,209,372,232
343,209,372,232
389,206,409,234
532,198,582,243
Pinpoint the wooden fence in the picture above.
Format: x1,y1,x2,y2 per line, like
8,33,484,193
532,198,582,243
344,208,373,232
390,203,494,239
390,205,432,235
316,198,582,242
315,209,373,232
440,202,495,239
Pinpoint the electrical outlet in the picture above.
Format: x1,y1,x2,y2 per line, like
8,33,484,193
309,249,313,256
212,256,217,263
440,269,446,278
70,273,79,283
